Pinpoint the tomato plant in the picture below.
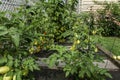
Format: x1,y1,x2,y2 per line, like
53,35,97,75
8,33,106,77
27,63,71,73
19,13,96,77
0,0,112,80
0,11,40,80
47,15,112,80
45,1,112,79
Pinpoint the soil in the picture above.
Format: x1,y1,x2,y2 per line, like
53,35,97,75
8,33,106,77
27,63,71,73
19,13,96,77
34,68,120,80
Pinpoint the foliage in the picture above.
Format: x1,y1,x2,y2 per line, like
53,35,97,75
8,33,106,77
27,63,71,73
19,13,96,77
0,0,112,80
0,10,40,80
46,15,112,80
23,0,79,44
39,0,78,43
78,10,100,36
0,0,79,79
96,2,120,37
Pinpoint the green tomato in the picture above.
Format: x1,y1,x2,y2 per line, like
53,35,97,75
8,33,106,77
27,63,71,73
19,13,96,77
113,55,117,60
76,40,80,44
13,75,16,80
0,66,10,74
117,56,120,60
3,74,12,80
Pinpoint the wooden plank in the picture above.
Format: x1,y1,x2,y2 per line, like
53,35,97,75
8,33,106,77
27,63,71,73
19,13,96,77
36,58,64,70
94,60,119,70
96,44,120,68
79,0,118,12
36,44,120,70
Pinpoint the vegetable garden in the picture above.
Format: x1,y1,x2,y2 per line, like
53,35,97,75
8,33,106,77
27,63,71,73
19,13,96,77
0,0,119,80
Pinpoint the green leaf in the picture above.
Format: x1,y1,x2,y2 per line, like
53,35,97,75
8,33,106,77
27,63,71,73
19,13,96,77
105,73,112,78
0,26,8,36
7,54,13,60
14,59,20,67
6,60,13,67
33,64,40,70
16,71,22,80
61,30,74,38
86,71,91,78
79,70,85,78
0,76,2,80
65,71,70,77
11,33,20,47
9,27,20,47
47,55,57,68
29,66,34,71
100,69,107,75
0,57,7,65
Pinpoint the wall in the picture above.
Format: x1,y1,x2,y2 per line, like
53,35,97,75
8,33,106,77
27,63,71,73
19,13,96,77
77,0,118,13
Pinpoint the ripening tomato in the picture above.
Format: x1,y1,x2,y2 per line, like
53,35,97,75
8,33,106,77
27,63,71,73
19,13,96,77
117,56,120,60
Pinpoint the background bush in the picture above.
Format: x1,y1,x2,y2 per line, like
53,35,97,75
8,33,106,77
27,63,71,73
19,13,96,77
96,2,120,37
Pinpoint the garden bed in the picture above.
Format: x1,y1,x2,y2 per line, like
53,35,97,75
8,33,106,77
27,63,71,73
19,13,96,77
34,45,120,80
35,43,120,69
33,68,120,80
96,44,120,68
0,1,120,80
34,60,120,80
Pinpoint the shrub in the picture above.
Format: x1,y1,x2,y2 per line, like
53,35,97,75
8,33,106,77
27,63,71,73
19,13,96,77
96,2,120,37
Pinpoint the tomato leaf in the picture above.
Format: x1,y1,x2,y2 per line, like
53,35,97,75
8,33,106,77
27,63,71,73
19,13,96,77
0,26,8,36
9,27,20,47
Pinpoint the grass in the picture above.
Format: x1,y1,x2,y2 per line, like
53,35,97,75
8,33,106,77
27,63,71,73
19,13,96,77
92,35,120,56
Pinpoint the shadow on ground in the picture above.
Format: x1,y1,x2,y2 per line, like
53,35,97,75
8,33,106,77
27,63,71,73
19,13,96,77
34,69,120,80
